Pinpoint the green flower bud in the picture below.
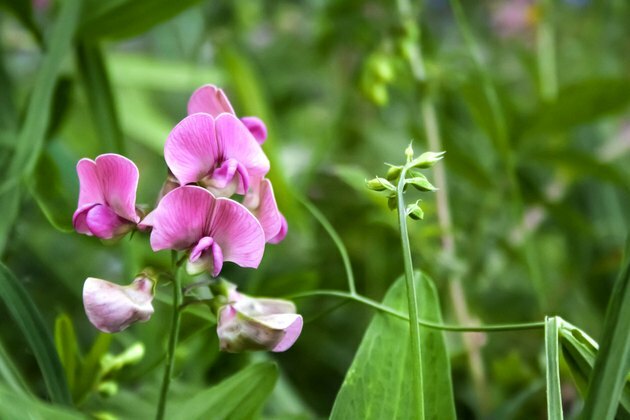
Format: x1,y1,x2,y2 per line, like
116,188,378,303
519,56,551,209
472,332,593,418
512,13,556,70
406,200,424,220
385,165,403,181
405,143,414,163
387,194,397,211
409,151,445,169
405,173,437,191
366,177,395,192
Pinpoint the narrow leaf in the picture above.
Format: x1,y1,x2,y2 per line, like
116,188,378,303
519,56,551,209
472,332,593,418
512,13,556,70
0,337,31,396
331,272,456,419
0,263,72,405
54,314,80,394
581,244,630,419
169,362,278,420
0,385,82,420
545,316,563,420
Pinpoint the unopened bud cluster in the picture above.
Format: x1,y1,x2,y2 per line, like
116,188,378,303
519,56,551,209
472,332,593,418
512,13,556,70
366,144,444,221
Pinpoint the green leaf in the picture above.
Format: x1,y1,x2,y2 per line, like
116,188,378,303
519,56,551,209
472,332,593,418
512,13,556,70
0,385,83,420
545,316,563,420
331,272,456,419
54,314,80,395
0,0,43,45
0,263,72,405
168,362,278,420
559,321,630,417
0,337,31,396
582,243,630,419
78,0,203,40
527,79,630,134
73,333,112,404
75,43,125,154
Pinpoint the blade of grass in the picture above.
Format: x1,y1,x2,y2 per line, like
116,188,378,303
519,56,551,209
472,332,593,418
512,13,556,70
75,42,125,154
545,316,563,420
0,263,71,405
0,337,32,396
581,241,630,419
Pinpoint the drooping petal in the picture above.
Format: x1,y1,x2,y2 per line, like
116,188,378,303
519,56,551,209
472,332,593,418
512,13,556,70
246,179,282,242
164,114,220,185
83,276,154,334
85,204,133,240
268,214,288,244
215,113,270,180
148,186,215,251
210,197,265,269
94,154,140,223
187,84,235,117
271,315,303,352
240,116,267,145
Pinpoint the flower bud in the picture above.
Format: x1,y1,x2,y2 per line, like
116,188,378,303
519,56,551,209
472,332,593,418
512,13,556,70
409,151,445,169
385,165,403,181
217,294,303,353
406,200,424,220
366,177,395,192
405,173,437,192
83,275,155,333
405,143,414,163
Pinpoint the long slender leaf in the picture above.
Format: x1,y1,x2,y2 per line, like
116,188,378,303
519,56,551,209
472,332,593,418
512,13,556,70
0,263,72,405
0,337,31,396
75,42,125,154
0,385,83,420
168,362,278,420
331,272,456,419
545,316,563,420
54,314,80,394
78,0,203,40
581,243,630,419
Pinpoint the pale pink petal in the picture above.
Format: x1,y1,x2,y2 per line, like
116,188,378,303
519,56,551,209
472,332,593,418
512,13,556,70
215,113,270,180
187,85,235,117
149,186,215,251
164,114,220,185
94,154,140,223
257,180,282,242
210,197,265,269
268,214,288,244
85,204,132,240
271,315,303,352
83,276,154,334
240,116,267,145
77,158,104,209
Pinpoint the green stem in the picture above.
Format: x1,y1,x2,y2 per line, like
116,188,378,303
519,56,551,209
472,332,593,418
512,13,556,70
298,195,356,294
155,252,183,420
397,167,425,418
289,290,546,332
536,0,558,103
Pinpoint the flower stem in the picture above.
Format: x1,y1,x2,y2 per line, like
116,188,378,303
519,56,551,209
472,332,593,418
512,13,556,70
155,252,183,420
396,166,425,418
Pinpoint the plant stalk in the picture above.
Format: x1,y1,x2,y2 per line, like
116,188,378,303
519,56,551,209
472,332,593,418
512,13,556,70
397,167,425,418
155,252,183,420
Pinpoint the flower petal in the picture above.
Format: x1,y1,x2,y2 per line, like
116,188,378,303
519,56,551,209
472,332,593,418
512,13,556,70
210,197,265,269
270,314,303,352
164,114,220,185
77,158,104,209
255,180,282,242
73,203,99,235
215,113,270,180
149,186,216,251
83,276,154,333
94,154,140,223
240,116,267,144
268,214,288,244
187,84,235,117
85,204,133,240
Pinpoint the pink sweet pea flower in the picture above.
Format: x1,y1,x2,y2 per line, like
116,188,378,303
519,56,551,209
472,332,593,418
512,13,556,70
217,287,302,353
242,178,287,243
142,186,265,277
73,154,141,240
83,275,155,333
188,84,268,144
164,113,269,197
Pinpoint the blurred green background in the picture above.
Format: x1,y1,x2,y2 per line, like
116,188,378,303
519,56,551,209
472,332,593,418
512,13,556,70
0,0,629,418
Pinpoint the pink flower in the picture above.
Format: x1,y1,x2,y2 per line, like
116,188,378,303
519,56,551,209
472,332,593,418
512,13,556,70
242,178,287,243
83,275,155,333
164,113,269,197
217,288,302,353
188,84,268,144
142,186,265,277
73,154,141,240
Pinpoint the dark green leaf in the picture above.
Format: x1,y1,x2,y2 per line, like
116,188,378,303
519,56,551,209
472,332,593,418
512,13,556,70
78,0,203,40
169,362,278,420
54,314,80,394
0,263,72,405
582,242,630,419
0,337,31,396
545,316,563,420
331,272,456,419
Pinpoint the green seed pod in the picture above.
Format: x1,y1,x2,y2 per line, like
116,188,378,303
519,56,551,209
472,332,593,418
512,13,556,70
366,177,395,192
406,200,424,220
409,151,446,169
385,165,403,181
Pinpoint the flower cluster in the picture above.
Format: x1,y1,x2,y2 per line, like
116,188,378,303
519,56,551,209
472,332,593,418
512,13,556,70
75,85,300,353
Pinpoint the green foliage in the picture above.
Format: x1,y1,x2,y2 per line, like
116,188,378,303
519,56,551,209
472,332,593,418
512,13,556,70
545,316,563,420
331,272,456,419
